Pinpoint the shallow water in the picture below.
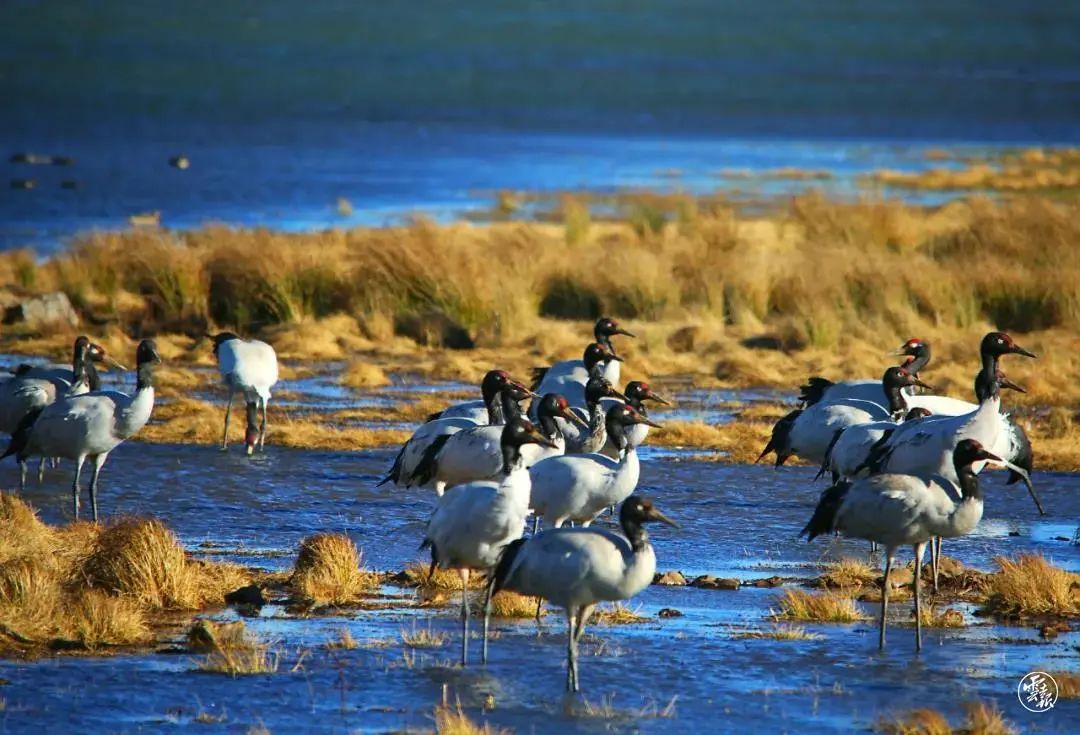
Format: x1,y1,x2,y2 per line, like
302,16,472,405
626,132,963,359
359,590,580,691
0,405,1077,733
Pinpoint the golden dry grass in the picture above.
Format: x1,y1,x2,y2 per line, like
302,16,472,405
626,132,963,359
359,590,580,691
1048,671,1080,699
771,589,869,623
433,701,511,735
591,603,650,625
0,496,250,654
979,554,1079,618
197,635,279,676
914,605,966,629
817,558,879,589
876,702,1016,735
490,590,544,619
290,534,377,605
340,359,390,388
404,562,485,592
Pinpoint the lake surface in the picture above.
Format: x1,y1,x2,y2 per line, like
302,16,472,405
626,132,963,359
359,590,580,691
2,1,1079,250
0,377,1076,734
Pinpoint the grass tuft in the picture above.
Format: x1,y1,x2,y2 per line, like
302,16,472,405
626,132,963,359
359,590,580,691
401,622,449,648
771,589,868,623
192,619,279,676
591,603,650,625
82,518,201,609
290,533,376,605
876,701,1017,735
979,554,1079,618
817,557,879,589
325,628,359,650
433,700,510,735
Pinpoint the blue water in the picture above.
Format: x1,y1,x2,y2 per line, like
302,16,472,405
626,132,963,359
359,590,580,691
2,1,1079,251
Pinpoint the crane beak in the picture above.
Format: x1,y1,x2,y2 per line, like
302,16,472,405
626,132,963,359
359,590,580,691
635,415,663,429
911,377,935,391
613,327,636,338
998,374,1026,393
527,427,559,450
104,356,129,372
608,354,624,362
1012,345,1037,358
644,390,671,406
985,456,1045,516
646,507,679,528
561,406,589,430
608,388,628,402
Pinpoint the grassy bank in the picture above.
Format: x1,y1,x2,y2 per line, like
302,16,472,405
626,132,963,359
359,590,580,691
2,187,1080,466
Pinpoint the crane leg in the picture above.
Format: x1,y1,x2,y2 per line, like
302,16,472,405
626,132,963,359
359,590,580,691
879,552,893,651
221,392,234,449
532,515,540,535
459,569,470,667
88,453,107,523
481,571,494,665
929,537,939,594
913,542,925,653
566,609,578,693
72,456,85,521
258,398,268,451
37,457,46,483
18,460,27,492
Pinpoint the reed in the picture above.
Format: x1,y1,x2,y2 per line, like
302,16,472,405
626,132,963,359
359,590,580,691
771,589,868,623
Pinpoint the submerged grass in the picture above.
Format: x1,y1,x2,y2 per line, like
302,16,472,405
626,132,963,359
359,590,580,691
771,589,868,623
733,625,823,641
400,623,449,649
433,700,511,735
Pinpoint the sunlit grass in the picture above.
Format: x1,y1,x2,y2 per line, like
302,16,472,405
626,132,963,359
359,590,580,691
771,589,868,623
876,701,1016,735
979,554,1079,618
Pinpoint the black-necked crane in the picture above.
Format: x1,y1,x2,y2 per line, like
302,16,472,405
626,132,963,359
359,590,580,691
802,439,1004,652
379,372,534,494
529,318,634,395
530,404,659,530
2,339,160,521
428,369,539,424
562,375,626,454
419,416,556,666
487,495,677,691
531,342,623,418
758,367,932,468
860,333,1041,512
798,338,931,408
211,332,279,455
409,393,587,494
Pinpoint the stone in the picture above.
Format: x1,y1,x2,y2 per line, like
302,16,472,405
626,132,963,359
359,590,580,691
653,570,687,586
2,291,79,329
750,576,785,588
658,608,684,618
224,584,266,607
691,575,740,591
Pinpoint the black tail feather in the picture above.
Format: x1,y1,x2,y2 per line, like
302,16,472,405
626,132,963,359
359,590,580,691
489,537,528,597
815,429,844,481
853,429,895,476
529,367,549,393
1005,422,1033,485
798,377,835,407
801,480,852,541
756,408,802,467
376,443,408,487
2,408,42,461
409,433,452,487
425,410,443,423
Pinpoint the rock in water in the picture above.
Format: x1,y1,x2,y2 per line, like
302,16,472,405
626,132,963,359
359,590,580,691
3,292,79,329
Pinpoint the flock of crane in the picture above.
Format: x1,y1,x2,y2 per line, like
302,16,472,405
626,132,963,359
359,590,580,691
0,318,1047,692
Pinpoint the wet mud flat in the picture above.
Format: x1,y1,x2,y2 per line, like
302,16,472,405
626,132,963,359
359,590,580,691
0,439,1076,733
